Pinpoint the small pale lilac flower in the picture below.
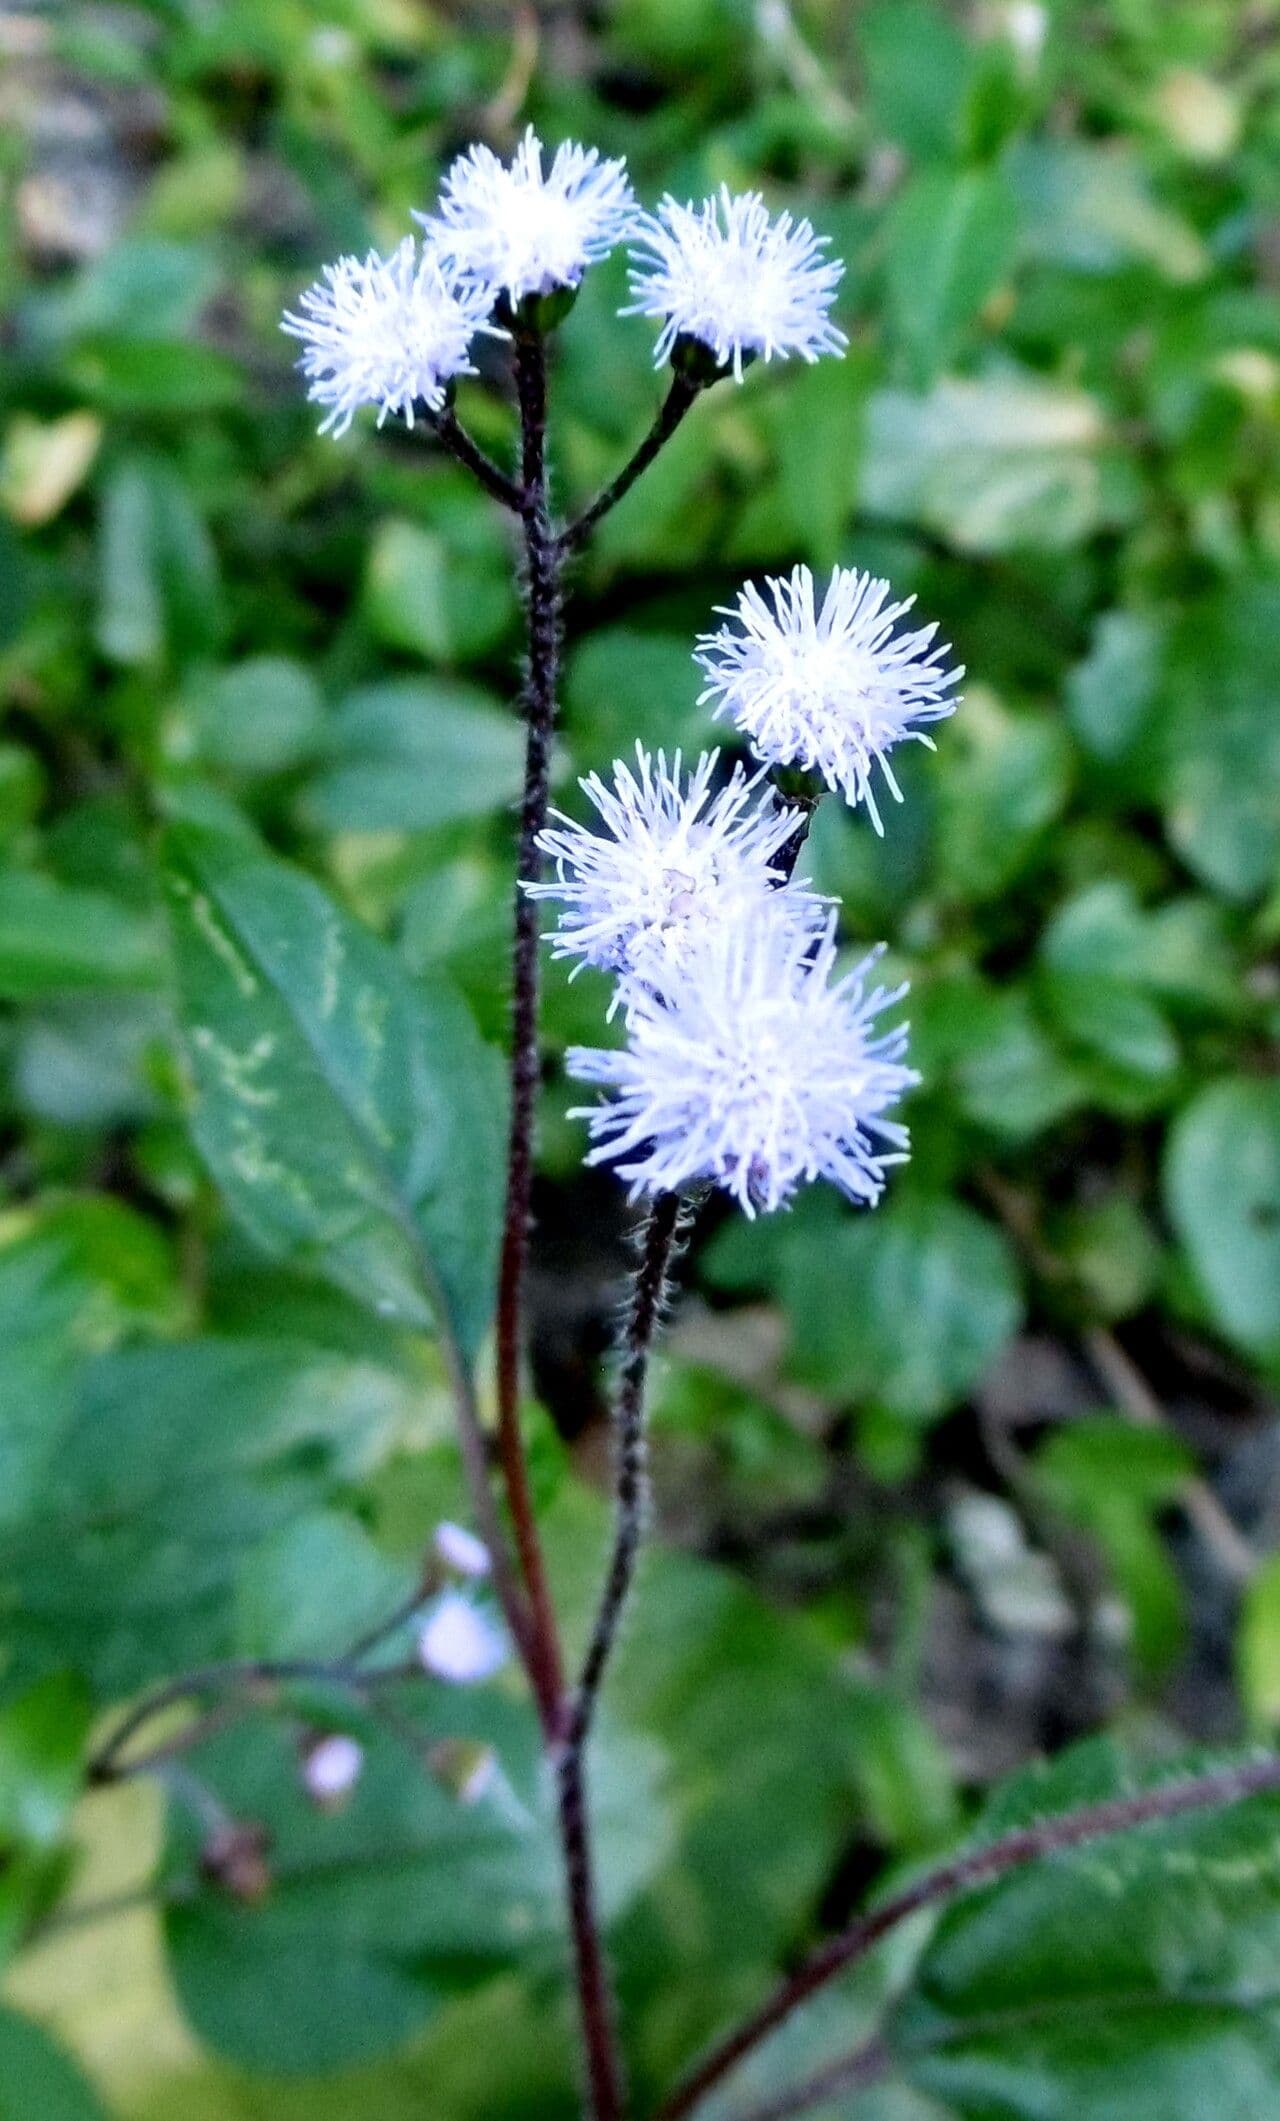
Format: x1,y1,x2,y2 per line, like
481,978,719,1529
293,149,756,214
301,1732,364,1808
281,237,499,437
568,910,917,1217
529,745,824,997
625,187,846,379
419,126,635,305
695,566,963,832
434,1521,492,1580
418,1592,508,1685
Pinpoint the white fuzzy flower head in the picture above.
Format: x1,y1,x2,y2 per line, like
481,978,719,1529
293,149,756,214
418,1592,508,1685
695,566,963,832
420,126,635,305
625,186,846,379
281,237,498,437
529,745,824,996
567,911,918,1217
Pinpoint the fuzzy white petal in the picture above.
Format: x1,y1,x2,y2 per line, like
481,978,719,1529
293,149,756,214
281,238,499,437
529,744,825,995
419,125,635,304
567,909,918,1216
695,565,963,830
625,186,846,378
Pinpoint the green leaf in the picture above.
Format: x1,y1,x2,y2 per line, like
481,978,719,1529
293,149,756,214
885,167,1019,385
1164,1078,1280,1360
0,2009,106,2121
0,870,162,998
935,694,1073,902
1238,1555,1280,1733
563,629,712,770
164,1704,669,2075
299,679,524,834
0,1676,90,1854
2,1335,426,1697
1160,579,1280,901
861,374,1138,553
780,1195,1023,1423
172,659,326,779
1035,1419,1192,1674
766,357,868,569
163,823,505,1357
95,457,223,669
1010,140,1208,280
1066,611,1163,763
894,1739,1280,2119
0,1199,177,1536
363,519,516,666
234,1512,413,1662
1038,968,1179,1105
859,0,970,157
913,975,1084,1143
67,338,243,417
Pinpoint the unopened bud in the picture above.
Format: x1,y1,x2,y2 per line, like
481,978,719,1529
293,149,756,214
301,1732,364,1810
426,1737,498,1806
418,1590,508,1685
200,1821,272,1904
433,1520,491,1580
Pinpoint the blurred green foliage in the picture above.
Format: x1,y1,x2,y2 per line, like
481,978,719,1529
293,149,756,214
2,0,1280,2113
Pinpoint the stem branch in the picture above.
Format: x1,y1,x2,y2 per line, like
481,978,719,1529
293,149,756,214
559,375,702,555
426,404,522,509
572,1190,683,1749
656,1751,1280,2121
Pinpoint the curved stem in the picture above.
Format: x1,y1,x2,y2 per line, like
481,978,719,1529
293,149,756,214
571,1190,683,1749
426,404,522,510
552,1191,684,2121
88,1656,415,1783
494,321,567,1727
656,1752,1280,2121
559,374,702,555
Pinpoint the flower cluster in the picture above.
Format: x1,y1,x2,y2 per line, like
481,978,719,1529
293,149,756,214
284,129,846,434
535,562,960,1218
281,129,956,1225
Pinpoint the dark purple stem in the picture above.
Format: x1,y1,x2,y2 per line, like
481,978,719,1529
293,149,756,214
492,321,567,1731
559,374,702,555
656,1752,1280,2121
427,404,522,509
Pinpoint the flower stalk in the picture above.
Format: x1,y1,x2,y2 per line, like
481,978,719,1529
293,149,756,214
495,314,568,1730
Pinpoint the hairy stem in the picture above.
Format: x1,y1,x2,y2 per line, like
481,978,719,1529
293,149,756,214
656,1751,1280,2121
557,1742,627,2121
559,374,702,555
494,322,568,1729
571,1189,683,1750
426,404,522,510
552,1191,684,2121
